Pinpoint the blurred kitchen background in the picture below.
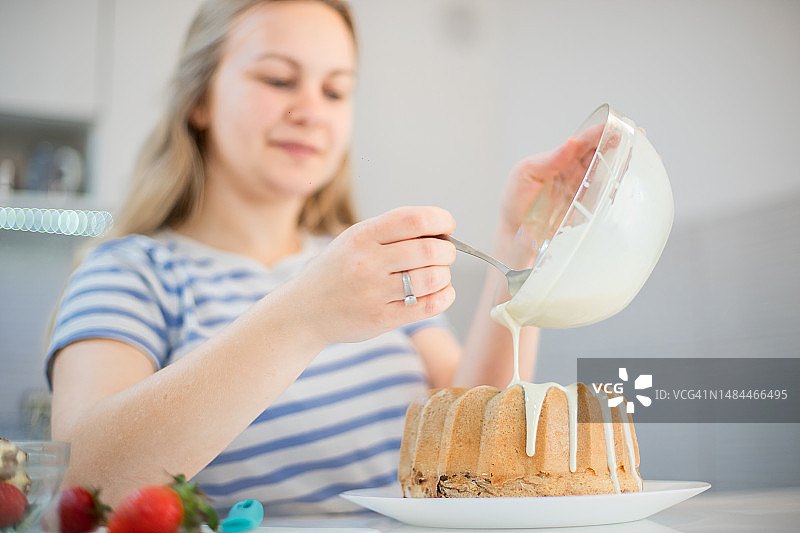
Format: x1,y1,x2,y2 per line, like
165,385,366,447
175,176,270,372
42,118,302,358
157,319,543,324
1,0,798,491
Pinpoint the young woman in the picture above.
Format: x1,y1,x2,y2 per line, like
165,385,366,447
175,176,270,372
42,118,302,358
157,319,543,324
48,0,588,516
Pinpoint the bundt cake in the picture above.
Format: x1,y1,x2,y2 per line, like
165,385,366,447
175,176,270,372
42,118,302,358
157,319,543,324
398,382,641,498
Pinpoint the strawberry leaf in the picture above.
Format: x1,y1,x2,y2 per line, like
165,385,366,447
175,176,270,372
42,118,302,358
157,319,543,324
167,474,218,532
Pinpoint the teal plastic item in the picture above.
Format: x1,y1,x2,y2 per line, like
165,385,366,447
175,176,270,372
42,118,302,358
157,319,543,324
221,499,264,532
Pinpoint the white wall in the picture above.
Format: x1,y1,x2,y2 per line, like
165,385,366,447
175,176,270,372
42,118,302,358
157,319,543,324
1,0,798,490
92,0,204,206
352,0,800,223
490,0,800,228
0,0,99,119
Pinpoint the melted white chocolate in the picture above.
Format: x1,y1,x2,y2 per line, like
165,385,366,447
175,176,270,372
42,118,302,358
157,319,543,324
594,387,621,493
619,403,643,491
513,381,579,473
492,293,637,493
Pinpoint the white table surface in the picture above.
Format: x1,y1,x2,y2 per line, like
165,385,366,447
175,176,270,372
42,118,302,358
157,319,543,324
257,487,800,533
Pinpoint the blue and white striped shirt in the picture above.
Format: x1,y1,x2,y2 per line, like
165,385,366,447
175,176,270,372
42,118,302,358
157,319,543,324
47,230,445,515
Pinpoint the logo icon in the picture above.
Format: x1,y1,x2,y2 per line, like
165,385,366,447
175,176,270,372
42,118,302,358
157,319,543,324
595,368,652,413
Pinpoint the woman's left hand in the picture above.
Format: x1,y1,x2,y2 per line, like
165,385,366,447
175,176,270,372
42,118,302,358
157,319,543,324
497,126,602,246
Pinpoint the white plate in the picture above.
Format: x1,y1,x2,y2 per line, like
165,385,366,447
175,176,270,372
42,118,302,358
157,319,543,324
340,480,711,529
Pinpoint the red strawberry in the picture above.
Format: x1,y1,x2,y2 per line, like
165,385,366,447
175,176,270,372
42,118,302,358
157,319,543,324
107,475,217,533
0,481,28,528
58,486,110,533
107,485,181,533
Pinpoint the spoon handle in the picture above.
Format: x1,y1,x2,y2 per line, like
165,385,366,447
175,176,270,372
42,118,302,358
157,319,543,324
435,234,511,276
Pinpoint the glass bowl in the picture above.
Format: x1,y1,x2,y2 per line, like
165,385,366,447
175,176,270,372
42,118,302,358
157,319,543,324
0,440,70,532
507,104,674,328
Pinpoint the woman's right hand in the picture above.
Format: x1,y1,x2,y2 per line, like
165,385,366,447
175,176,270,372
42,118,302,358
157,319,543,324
285,206,458,345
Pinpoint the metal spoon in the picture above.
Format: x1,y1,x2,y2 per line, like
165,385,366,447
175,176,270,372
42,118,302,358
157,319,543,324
436,234,533,296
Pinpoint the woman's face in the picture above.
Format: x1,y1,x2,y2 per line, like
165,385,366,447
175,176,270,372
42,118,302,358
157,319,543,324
196,1,356,204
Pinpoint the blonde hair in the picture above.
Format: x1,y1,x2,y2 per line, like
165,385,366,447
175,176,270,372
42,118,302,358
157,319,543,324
111,0,358,238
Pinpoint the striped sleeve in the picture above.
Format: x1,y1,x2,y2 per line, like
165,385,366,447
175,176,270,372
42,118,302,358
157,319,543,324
398,313,453,337
46,237,173,385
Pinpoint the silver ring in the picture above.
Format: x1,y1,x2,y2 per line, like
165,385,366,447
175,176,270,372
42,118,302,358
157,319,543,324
401,271,417,306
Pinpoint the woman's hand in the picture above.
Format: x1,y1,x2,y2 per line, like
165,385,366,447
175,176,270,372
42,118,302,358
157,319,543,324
498,126,603,244
285,206,457,345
